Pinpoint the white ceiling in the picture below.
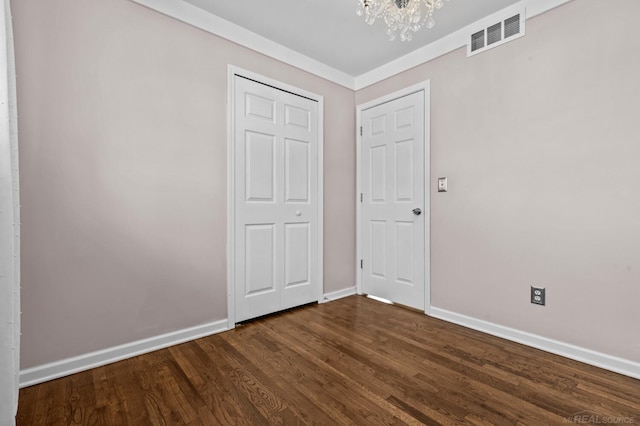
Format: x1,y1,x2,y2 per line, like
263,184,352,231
182,0,521,76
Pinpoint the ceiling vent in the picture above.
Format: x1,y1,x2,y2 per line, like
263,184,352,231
467,9,525,57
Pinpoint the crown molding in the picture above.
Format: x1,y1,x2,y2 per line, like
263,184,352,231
354,0,573,90
129,0,573,91
128,0,356,89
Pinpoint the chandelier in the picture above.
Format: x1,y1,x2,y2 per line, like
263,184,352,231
355,0,449,42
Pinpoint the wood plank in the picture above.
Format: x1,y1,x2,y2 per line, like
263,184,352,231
182,339,267,425
225,325,350,424
247,322,413,425
17,295,640,425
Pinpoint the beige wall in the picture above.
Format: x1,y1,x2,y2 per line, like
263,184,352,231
357,0,640,362
13,0,355,368
14,0,640,371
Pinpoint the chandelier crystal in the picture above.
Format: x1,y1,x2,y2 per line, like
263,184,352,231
355,0,450,41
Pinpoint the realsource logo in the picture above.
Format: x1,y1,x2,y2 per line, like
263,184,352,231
564,410,636,424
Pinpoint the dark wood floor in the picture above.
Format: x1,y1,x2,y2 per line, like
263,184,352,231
17,295,640,425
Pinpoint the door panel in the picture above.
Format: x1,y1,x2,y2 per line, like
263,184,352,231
395,106,414,129
371,114,386,135
285,138,310,203
370,221,387,278
245,93,276,122
245,131,275,202
395,139,414,201
234,76,319,322
395,221,414,284
362,90,426,310
285,104,311,130
245,224,276,296
370,145,387,202
285,223,310,287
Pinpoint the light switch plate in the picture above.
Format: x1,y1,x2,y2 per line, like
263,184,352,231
438,177,448,192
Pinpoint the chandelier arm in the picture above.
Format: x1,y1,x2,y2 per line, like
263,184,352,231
356,0,449,41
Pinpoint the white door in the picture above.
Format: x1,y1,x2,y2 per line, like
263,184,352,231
233,75,319,322
361,90,426,310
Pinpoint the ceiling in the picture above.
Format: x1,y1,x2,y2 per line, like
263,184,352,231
182,0,521,76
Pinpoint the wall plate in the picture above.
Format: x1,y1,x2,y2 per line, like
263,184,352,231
531,286,545,306
438,177,448,192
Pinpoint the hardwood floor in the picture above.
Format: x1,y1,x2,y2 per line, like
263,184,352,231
17,295,640,425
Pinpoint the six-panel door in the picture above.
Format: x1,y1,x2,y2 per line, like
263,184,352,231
361,90,426,310
234,76,319,322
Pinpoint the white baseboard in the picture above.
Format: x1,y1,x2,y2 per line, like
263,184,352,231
19,319,229,388
23,303,636,388
430,307,640,380
322,286,357,303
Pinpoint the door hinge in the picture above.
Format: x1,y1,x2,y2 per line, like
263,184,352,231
360,193,363,202
360,126,363,136
360,259,363,269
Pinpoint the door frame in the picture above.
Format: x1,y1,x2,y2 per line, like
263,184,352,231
227,65,324,329
356,81,431,315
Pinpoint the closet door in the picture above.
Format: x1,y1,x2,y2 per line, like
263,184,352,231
234,75,319,322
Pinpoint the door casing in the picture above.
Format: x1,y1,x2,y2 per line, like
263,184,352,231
356,81,431,314
227,65,324,329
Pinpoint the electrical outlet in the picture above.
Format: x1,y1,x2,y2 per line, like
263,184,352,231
531,286,545,306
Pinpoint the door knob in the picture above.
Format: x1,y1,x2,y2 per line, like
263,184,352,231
412,208,422,216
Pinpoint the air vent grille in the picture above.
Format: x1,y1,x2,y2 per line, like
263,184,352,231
504,14,521,38
487,23,502,45
471,30,485,52
467,10,525,57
